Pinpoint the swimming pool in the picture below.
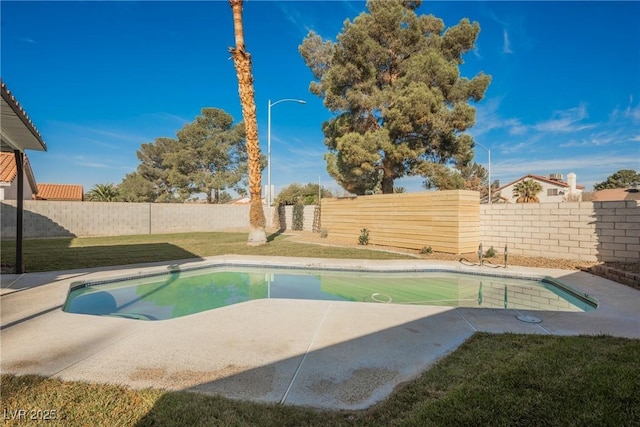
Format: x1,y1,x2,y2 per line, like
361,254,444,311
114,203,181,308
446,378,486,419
62,265,597,320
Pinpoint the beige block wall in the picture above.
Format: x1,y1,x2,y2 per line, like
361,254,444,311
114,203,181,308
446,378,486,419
480,201,639,263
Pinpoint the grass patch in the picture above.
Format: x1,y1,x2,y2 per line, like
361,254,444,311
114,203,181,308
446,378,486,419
2,334,639,426
0,232,412,273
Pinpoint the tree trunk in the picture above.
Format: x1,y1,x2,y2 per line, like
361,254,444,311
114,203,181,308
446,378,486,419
381,161,394,194
229,0,267,245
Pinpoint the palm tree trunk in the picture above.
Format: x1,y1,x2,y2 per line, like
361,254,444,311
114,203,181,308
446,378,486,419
229,0,267,245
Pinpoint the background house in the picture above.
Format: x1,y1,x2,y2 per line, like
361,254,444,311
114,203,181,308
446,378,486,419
497,173,584,203
34,183,84,201
0,152,38,200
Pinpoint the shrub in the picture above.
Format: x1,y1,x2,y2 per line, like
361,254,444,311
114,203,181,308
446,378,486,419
320,228,328,238
292,203,304,231
420,246,433,255
485,246,497,258
358,228,370,245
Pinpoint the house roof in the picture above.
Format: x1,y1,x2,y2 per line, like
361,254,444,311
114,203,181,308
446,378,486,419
496,174,585,192
0,151,38,193
1,79,47,152
34,183,84,201
592,188,640,202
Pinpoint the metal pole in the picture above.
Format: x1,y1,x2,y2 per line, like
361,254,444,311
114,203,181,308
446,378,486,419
267,99,272,206
266,98,306,206
14,150,24,274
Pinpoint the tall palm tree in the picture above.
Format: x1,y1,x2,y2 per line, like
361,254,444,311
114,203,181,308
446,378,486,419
86,183,120,202
229,0,267,246
513,179,542,203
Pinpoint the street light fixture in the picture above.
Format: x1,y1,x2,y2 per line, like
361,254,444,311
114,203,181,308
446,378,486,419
475,142,492,204
267,98,306,206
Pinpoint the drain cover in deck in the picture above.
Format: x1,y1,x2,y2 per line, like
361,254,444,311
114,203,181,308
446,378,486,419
516,315,542,323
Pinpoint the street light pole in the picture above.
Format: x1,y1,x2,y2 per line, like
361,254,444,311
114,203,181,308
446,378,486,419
267,98,306,206
475,142,491,204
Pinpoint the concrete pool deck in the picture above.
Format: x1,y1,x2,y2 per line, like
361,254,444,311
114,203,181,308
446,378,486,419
1,255,639,410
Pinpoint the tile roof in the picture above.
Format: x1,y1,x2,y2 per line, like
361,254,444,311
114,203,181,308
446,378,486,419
0,152,18,182
0,152,38,192
592,188,640,202
35,183,84,201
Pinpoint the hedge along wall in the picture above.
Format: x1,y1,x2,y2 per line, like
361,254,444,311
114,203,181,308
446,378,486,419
320,190,480,253
274,205,317,231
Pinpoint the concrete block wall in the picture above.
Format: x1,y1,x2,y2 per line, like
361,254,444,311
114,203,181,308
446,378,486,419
480,201,639,263
148,203,250,234
1,201,251,238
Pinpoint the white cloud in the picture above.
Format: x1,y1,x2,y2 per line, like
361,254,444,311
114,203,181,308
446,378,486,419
502,30,513,54
534,103,595,133
624,104,640,122
472,98,527,137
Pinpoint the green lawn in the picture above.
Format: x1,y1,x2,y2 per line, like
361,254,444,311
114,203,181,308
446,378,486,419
0,232,413,273
2,334,639,426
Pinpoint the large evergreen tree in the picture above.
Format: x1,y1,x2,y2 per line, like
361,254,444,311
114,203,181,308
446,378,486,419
121,109,248,203
300,0,490,194
134,137,181,202
164,108,247,203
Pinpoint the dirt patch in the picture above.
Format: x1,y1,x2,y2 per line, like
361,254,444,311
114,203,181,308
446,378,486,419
285,231,640,279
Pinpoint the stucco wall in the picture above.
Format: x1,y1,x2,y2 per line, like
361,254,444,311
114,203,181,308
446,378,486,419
480,201,639,263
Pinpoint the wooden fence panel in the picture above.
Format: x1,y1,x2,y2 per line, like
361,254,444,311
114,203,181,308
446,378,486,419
320,190,480,253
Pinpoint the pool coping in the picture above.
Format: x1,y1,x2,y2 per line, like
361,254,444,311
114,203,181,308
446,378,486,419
1,255,639,411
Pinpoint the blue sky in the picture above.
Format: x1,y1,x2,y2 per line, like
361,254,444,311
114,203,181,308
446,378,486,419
2,0,639,196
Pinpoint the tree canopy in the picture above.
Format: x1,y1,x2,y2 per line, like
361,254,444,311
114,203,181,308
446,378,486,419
593,169,640,191
120,108,250,203
85,183,120,202
513,179,542,203
424,162,500,203
275,182,333,205
299,0,490,194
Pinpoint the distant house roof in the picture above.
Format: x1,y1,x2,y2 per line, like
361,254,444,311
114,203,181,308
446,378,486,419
496,174,585,192
592,188,640,202
34,183,84,201
230,197,266,205
0,152,38,193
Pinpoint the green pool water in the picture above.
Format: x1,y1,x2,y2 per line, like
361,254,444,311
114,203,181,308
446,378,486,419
63,267,596,320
